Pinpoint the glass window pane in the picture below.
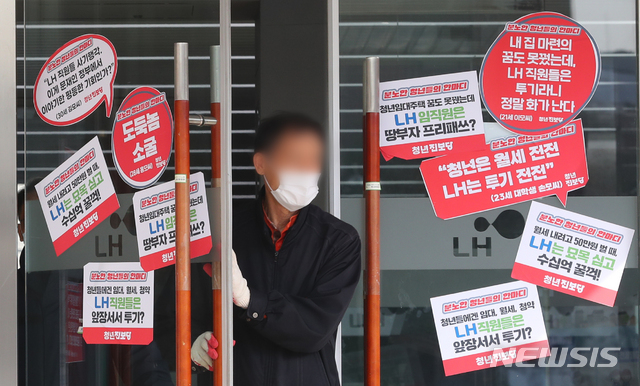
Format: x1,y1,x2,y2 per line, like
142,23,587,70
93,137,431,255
19,1,257,384
339,1,640,385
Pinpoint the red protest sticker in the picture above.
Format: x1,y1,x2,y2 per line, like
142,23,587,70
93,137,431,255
34,136,120,256
420,119,588,220
132,172,212,272
83,262,154,345
480,12,600,135
379,71,487,160
513,201,634,307
112,87,173,189
34,34,117,126
431,281,549,376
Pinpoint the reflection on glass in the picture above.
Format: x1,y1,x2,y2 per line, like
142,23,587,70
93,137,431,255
339,0,640,385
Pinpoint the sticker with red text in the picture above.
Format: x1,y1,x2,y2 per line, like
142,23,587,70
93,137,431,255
112,87,173,189
379,71,486,160
83,262,154,345
480,12,600,135
34,34,117,126
431,281,549,376
420,119,587,220
512,201,634,307
132,172,212,271
35,136,120,256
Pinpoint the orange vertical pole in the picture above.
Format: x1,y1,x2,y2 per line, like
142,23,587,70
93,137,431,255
210,45,223,386
174,42,192,386
363,57,380,386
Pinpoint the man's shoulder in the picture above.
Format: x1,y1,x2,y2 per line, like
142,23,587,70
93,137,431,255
305,204,360,243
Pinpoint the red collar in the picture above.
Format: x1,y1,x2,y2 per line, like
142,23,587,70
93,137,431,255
262,206,298,251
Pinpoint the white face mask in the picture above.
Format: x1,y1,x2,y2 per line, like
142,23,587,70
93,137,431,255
264,170,320,212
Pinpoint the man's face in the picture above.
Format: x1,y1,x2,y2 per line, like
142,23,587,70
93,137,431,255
253,129,324,190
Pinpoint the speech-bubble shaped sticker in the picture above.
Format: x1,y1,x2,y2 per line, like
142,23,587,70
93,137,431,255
34,34,118,126
479,12,600,135
419,119,588,220
378,71,487,161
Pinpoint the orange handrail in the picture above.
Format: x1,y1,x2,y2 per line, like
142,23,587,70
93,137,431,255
174,42,192,386
210,44,223,386
363,57,381,386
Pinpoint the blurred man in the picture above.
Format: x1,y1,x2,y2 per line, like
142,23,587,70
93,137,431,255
192,112,361,385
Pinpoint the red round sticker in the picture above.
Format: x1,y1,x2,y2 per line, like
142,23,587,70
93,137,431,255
112,87,173,189
480,12,600,135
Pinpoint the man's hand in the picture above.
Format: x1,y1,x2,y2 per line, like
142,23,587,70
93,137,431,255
232,250,251,309
191,332,218,371
201,250,250,308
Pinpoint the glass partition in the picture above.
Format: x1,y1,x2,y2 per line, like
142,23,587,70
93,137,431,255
339,0,640,385
18,1,257,384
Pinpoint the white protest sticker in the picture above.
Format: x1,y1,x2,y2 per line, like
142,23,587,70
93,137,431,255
512,201,634,306
83,262,153,345
431,281,549,376
34,34,117,126
35,136,119,256
379,70,486,161
132,172,212,271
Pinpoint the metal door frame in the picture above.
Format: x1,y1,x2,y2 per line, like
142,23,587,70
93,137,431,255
0,0,17,383
327,0,343,381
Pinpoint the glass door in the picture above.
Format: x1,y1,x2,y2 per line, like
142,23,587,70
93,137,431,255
338,0,640,385
18,1,256,385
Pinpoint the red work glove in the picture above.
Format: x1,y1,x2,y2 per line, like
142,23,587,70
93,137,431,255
191,332,218,371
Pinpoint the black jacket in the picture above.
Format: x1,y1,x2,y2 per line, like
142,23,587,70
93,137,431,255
233,198,361,386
